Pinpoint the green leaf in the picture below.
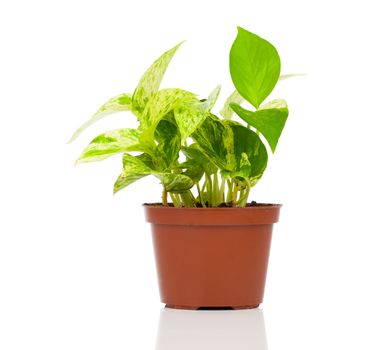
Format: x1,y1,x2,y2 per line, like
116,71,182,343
114,153,154,194
140,88,206,144
229,27,281,109
182,143,217,175
132,42,184,114
157,173,194,193
68,93,132,143
140,88,196,130
230,99,288,153
192,114,236,172
220,90,244,120
181,163,205,183
174,101,208,143
154,119,181,169
114,153,193,194
76,128,142,164
203,85,221,111
227,122,268,184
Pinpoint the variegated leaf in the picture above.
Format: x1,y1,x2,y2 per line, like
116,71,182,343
174,101,207,143
227,122,268,184
203,85,221,111
182,143,217,175
154,119,181,169
157,173,194,193
192,114,236,172
68,93,132,143
132,42,184,114
220,90,244,120
114,153,154,194
140,88,197,130
76,128,142,164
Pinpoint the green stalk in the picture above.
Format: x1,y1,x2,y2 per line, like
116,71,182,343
206,175,213,207
226,179,232,203
237,180,251,207
170,193,182,208
219,176,226,203
197,183,206,208
180,190,196,208
212,172,219,207
231,182,239,207
162,190,168,206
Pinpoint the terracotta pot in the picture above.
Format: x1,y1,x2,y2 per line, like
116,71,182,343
144,204,281,310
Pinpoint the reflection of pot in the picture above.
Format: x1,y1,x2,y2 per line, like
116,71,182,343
156,308,268,350
145,205,281,309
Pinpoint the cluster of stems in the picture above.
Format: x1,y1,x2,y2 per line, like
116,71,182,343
162,173,251,208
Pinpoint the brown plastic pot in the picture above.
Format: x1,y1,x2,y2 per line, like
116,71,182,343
144,204,281,310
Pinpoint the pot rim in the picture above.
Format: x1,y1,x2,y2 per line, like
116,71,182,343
143,203,282,225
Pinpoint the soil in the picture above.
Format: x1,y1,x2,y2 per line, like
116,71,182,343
144,201,280,208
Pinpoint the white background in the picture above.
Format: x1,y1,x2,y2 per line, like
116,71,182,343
1,0,372,348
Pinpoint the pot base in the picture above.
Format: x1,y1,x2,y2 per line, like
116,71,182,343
166,304,260,310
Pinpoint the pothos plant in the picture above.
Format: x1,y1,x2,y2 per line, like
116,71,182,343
69,27,290,208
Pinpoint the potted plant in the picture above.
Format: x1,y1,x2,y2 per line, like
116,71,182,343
69,26,292,309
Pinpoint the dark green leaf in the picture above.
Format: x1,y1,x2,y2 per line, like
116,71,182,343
227,122,268,184
182,143,217,175
192,114,236,172
154,118,181,169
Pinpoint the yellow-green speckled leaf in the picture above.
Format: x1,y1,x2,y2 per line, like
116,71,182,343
157,173,194,193
220,90,244,120
132,42,184,114
76,128,142,164
114,153,154,194
68,93,132,143
203,85,221,112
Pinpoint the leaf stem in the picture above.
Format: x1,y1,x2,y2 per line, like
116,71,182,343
170,193,182,208
212,172,219,206
197,183,206,207
219,176,226,203
162,190,168,206
180,191,196,208
232,182,239,207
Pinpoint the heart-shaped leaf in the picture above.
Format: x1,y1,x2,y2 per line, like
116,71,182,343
230,27,281,109
230,99,288,153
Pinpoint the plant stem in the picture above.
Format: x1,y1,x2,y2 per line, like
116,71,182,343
237,180,251,207
232,182,239,207
170,193,182,208
212,172,219,207
206,175,213,207
219,176,226,203
226,179,232,203
180,190,196,208
197,183,206,207
162,190,168,206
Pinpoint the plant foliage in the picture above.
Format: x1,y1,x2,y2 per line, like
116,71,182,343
70,27,292,207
